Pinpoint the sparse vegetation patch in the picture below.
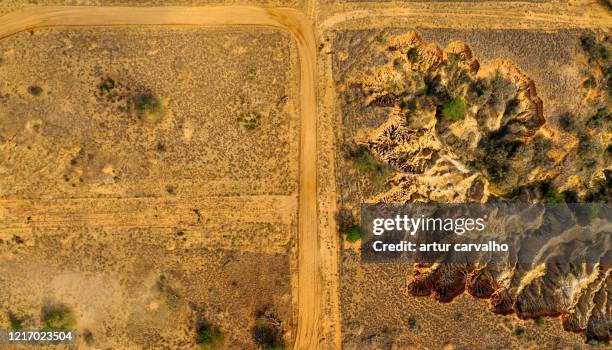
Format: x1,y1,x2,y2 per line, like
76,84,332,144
253,307,285,350
441,96,466,121
237,112,261,131
42,306,75,331
580,34,611,96
468,135,524,183
8,313,23,330
345,224,362,242
98,77,117,95
27,85,43,96
196,320,224,350
135,92,164,123
350,146,393,185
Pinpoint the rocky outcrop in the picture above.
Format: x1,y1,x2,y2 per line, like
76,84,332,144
359,31,547,199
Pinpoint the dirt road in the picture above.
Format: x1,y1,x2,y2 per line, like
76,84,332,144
320,2,612,30
0,6,321,350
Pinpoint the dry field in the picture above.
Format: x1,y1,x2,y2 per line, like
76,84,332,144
331,28,610,349
340,255,599,349
0,26,299,349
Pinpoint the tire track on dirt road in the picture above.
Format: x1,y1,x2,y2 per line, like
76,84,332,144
0,6,321,350
320,3,611,30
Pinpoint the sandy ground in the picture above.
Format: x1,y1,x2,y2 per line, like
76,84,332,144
1,1,611,349
0,18,304,349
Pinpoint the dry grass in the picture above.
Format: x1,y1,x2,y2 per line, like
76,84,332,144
0,26,299,349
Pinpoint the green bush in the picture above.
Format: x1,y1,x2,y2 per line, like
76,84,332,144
237,112,261,131
583,75,597,88
252,307,285,350
196,326,224,350
543,187,566,203
586,107,611,130
603,64,612,95
9,313,22,330
380,328,399,343
400,99,416,111
98,77,116,94
345,224,362,242
407,48,419,62
468,78,493,101
441,97,466,121
406,316,419,331
558,112,576,132
166,292,180,310
532,135,552,164
135,92,163,123
505,181,581,203
42,308,75,331
598,0,612,11
393,58,403,71
469,136,523,183
580,35,609,63
252,326,285,350
514,326,525,338
584,171,611,203
28,85,43,96
353,149,375,173
351,147,393,185
577,132,593,156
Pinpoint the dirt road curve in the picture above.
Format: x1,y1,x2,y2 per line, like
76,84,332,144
0,6,320,350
